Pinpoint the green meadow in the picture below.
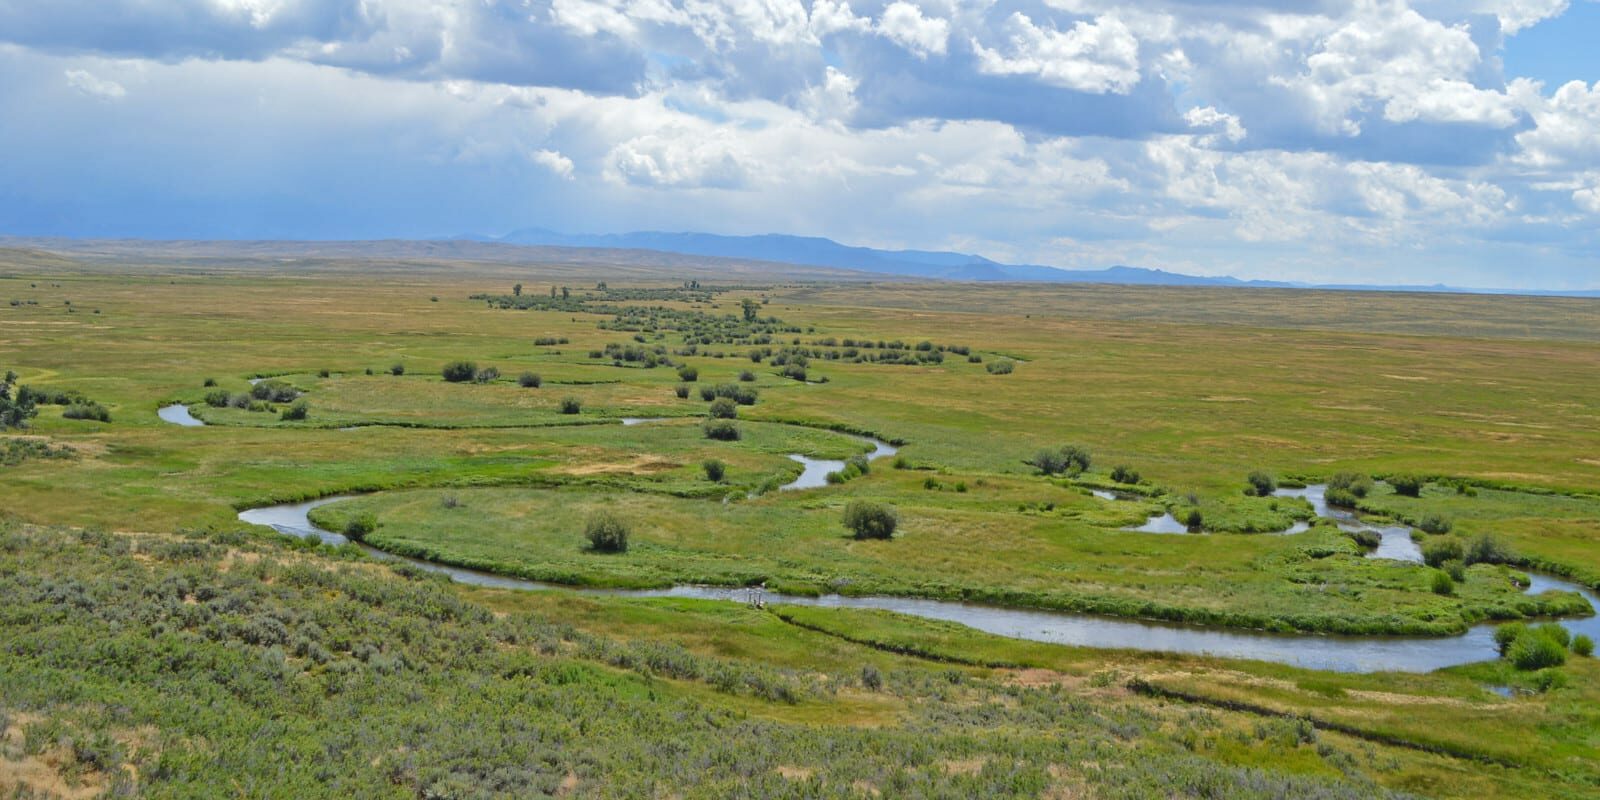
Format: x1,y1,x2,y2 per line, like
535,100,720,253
3,247,1600,798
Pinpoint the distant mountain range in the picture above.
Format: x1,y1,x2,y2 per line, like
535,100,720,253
485,228,1600,297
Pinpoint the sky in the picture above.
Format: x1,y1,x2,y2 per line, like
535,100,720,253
0,0,1597,288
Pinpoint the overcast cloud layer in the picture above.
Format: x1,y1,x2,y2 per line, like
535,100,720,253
0,0,1596,286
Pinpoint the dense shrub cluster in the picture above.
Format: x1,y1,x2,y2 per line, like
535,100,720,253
1417,513,1453,534
1245,471,1277,497
1110,465,1141,484
0,370,37,430
1422,534,1514,568
441,361,478,382
707,397,738,419
700,383,758,405
843,500,898,539
251,380,302,403
1029,444,1091,476
1,437,76,466
61,401,112,422
826,455,872,485
1494,622,1586,670
1389,474,1425,497
1327,472,1373,498
6,375,113,425
703,419,740,441
594,342,672,368
584,512,630,552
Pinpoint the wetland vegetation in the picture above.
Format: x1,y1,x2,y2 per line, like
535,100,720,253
2,248,1599,798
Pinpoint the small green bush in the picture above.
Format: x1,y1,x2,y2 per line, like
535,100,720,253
1509,632,1567,670
251,381,300,403
441,361,477,382
279,401,309,421
674,384,690,398
843,501,898,540
1323,487,1360,508
702,459,726,482
1390,474,1424,497
389,363,405,376
708,398,738,419
1421,538,1464,568
1574,635,1594,657
584,512,629,553
703,419,740,441
986,360,1014,375
1494,623,1526,656
62,402,112,422
1110,465,1140,484
738,370,756,382
677,365,699,382
472,366,500,384
343,514,377,540
1328,472,1373,498
1464,533,1514,565
1534,622,1570,650
1531,669,1568,692
709,384,757,405
1183,508,1204,532
1246,471,1276,497
1029,444,1090,476
861,664,883,691
518,372,542,388
1418,514,1453,534
559,397,582,414
1430,570,1454,595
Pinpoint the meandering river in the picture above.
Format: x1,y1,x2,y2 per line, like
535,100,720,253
165,403,1595,672
236,474,1597,673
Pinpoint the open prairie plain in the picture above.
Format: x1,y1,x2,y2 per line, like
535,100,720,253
3,246,1600,798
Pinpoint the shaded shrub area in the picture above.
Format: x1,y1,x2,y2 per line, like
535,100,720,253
441,361,478,382
584,512,629,553
843,500,898,540
1,437,76,466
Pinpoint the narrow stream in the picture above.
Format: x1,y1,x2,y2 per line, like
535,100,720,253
1274,484,1423,562
237,479,1598,674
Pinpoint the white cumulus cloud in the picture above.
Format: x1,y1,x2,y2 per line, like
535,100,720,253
971,13,1141,94
876,2,949,59
531,148,576,179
